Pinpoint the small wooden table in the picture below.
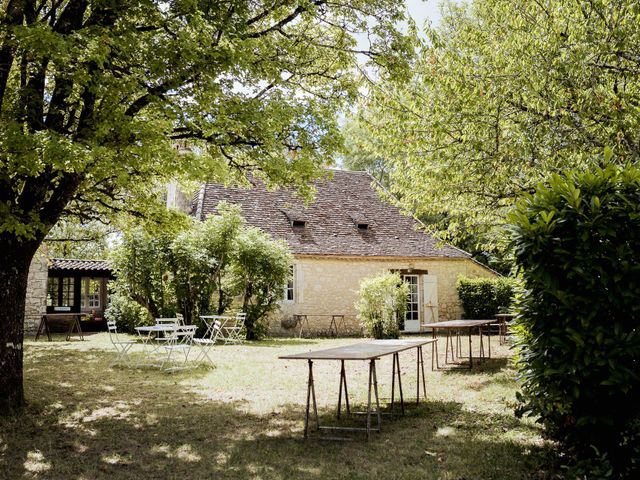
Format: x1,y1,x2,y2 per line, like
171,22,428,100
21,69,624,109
423,320,494,368
34,313,85,341
495,314,515,345
280,338,436,440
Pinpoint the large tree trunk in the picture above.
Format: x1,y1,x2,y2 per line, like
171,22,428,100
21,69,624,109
0,238,38,411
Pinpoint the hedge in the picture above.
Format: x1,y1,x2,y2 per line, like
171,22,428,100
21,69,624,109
509,163,640,478
456,276,515,319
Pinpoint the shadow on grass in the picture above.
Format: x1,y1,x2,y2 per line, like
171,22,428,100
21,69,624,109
1,347,555,480
438,356,511,375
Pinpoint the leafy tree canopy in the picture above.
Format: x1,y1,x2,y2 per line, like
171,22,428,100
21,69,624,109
0,0,415,243
348,0,640,256
1,0,415,409
43,218,115,259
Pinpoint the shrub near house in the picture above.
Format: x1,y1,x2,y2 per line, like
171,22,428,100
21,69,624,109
509,162,640,478
456,276,515,319
107,203,292,339
356,272,410,339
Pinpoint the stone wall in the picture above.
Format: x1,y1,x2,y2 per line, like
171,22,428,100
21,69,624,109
24,250,49,334
270,255,496,336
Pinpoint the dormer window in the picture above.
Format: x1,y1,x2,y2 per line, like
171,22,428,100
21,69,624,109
350,213,370,231
280,208,307,229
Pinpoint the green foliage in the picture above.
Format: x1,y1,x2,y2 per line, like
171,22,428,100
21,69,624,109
104,288,153,334
170,203,245,322
232,228,293,340
110,230,177,320
44,219,115,259
350,0,640,258
456,276,516,319
0,1,415,244
355,272,409,339
110,203,291,338
509,163,640,478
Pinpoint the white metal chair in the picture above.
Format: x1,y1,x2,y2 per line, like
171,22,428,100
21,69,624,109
193,319,222,365
154,318,180,346
162,325,197,372
224,312,246,344
107,320,137,368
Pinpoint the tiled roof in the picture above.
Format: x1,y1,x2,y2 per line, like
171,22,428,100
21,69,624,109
195,170,469,259
49,258,112,272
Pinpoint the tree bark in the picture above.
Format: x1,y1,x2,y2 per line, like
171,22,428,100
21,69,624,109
0,238,38,411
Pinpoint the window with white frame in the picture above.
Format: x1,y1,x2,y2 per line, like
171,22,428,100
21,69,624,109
81,278,101,309
283,265,295,302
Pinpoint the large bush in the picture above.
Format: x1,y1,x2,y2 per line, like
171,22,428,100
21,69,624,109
104,288,153,334
509,163,640,478
232,228,293,340
355,272,410,339
456,276,515,319
110,202,292,339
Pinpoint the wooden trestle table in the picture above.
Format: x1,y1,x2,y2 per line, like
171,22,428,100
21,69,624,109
423,319,494,368
34,313,85,341
280,338,437,440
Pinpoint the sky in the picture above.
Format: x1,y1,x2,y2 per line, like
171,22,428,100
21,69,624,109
406,0,443,30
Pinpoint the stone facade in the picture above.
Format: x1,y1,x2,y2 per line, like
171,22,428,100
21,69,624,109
271,255,497,336
24,250,49,334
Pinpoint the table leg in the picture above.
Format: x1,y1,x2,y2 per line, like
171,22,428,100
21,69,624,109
366,360,373,440
488,325,491,358
479,326,485,360
416,346,420,403
372,359,381,433
66,318,74,341
35,316,46,341
468,329,473,368
419,346,427,401
397,353,405,414
391,353,396,416
337,359,350,419
304,359,318,438
432,329,439,370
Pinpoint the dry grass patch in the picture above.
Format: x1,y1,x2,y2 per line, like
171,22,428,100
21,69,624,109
0,334,556,479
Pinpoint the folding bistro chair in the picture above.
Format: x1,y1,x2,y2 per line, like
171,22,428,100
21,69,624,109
154,317,180,346
224,312,246,344
162,325,197,372
107,320,137,368
193,319,222,365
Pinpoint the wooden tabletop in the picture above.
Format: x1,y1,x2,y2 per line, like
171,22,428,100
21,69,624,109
280,339,436,361
422,319,495,329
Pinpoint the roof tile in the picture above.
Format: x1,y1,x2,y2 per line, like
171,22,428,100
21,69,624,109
196,170,468,259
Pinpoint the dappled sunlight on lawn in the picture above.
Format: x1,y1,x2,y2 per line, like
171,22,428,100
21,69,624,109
0,336,556,479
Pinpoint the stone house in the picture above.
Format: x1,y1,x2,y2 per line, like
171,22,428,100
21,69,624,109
185,170,497,335
24,254,112,334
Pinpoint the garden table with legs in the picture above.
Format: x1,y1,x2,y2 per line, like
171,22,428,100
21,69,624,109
495,314,515,345
423,320,494,369
280,338,437,440
135,324,179,366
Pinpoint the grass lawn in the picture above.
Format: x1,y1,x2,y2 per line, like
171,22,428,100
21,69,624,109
1,334,555,479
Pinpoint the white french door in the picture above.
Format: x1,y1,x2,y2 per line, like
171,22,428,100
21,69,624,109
401,274,421,332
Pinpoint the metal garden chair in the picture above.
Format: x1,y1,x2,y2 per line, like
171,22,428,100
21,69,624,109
107,320,137,368
193,319,222,365
161,324,197,372
224,312,246,344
